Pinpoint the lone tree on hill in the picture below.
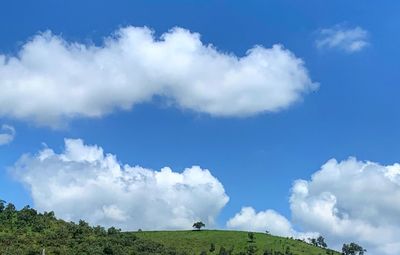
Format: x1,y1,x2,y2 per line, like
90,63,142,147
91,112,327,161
0,200,5,212
317,235,327,248
193,221,205,231
308,237,318,246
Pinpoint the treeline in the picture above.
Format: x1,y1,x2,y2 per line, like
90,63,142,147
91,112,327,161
0,200,182,255
0,200,364,255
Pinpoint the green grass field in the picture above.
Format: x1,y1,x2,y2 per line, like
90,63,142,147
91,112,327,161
134,230,340,255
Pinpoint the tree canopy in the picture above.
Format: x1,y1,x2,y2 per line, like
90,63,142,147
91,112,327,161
193,221,206,231
342,242,367,255
0,200,183,255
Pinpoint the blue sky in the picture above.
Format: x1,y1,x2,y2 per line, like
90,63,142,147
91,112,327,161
1,1,400,253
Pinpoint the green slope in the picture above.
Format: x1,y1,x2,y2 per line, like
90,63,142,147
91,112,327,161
134,230,340,255
0,200,340,255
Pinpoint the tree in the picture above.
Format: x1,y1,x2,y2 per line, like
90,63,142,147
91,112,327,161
0,199,182,255
0,199,5,212
247,232,255,243
308,237,317,246
193,221,205,231
316,236,327,248
107,226,121,235
342,243,367,255
4,202,16,220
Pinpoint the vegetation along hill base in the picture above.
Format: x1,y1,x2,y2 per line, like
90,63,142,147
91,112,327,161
0,200,344,255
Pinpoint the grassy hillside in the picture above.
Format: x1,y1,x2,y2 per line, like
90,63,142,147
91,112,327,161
135,230,340,255
0,200,340,255
0,201,179,255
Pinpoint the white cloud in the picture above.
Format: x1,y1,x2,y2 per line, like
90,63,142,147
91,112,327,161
0,124,15,145
12,138,229,230
228,157,400,255
316,25,369,53
290,157,400,255
226,206,317,239
0,26,317,126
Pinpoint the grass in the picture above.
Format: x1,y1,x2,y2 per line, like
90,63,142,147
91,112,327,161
133,230,340,255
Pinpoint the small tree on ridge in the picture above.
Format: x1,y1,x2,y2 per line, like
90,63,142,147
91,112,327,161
193,221,205,231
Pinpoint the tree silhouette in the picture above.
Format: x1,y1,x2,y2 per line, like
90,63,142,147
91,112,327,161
317,236,327,248
0,199,5,212
342,242,367,255
193,221,205,231
308,237,317,246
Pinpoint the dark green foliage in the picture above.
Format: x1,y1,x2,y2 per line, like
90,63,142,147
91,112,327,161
248,232,255,243
309,235,328,249
218,246,234,255
263,249,273,255
210,243,216,252
0,200,180,255
317,236,328,248
341,243,366,255
218,246,227,255
309,238,318,246
103,246,114,255
193,221,206,231
0,200,5,212
246,244,257,255
0,199,342,255
107,226,121,235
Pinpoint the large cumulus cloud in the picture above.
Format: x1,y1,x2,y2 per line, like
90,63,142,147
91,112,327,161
0,26,316,126
12,139,229,230
290,157,400,255
227,157,400,255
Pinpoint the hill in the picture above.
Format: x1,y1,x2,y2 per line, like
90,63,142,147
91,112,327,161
0,200,339,255
135,230,340,255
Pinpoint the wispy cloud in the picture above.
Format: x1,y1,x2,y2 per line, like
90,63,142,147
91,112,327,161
0,124,15,145
316,25,369,53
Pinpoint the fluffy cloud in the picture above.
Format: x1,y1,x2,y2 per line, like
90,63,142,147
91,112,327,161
12,139,229,230
0,124,15,145
0,26,317,126
290,157,400,255
226,206,317,239
228,158,400,255
316,25,369,53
